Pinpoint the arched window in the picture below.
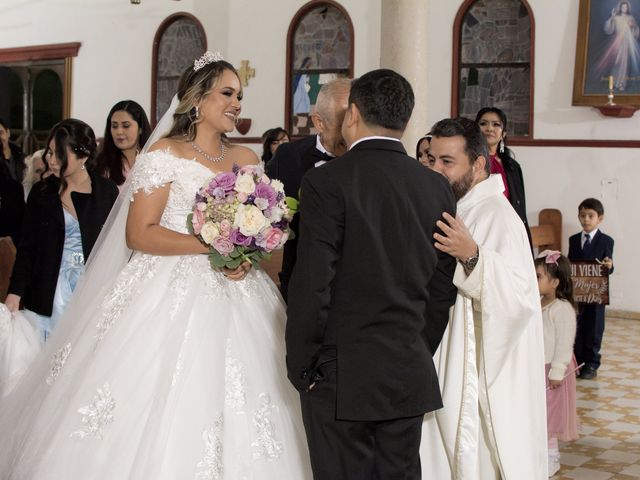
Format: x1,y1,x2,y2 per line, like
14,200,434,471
0,67,24,130
0,42,78,151
286,1,354,136
33,69,63,131
452,0,534,139
151,13,206,126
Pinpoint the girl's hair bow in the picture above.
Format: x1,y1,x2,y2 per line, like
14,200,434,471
537,249,561,265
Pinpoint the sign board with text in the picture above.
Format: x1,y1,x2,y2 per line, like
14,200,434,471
570,260,609,305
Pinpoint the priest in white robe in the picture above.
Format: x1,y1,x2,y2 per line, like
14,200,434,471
419,117,547,480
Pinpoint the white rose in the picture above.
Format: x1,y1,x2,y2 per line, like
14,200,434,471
254,197,269,210
235,173,256,194
269,206,284,222
270,179,285,193
234,204,270,236
200,222,220,245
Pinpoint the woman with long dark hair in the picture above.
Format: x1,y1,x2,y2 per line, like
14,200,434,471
4,119,118,341
415,133,431,167
94,100,151,187
476,107,532,247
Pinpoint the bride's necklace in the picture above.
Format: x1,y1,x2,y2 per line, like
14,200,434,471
189,138,226,163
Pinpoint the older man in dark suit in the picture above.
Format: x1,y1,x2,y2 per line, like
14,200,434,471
265,78,351,302
286,69,457,480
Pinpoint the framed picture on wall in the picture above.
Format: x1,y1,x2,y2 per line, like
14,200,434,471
572,0,640,106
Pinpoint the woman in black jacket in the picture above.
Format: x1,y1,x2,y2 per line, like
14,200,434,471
4,119,118,341
475,107,532,248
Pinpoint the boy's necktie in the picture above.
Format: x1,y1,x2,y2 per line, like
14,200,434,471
583,233,591,250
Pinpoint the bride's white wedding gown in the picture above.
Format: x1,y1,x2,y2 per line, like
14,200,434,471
0,150,311,479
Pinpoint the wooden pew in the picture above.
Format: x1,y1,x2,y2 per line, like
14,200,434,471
530,208,562,253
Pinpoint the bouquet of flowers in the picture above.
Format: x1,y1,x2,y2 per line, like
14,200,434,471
188,164,296,270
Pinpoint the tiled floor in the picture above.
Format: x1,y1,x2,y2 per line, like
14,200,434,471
554,316,640,479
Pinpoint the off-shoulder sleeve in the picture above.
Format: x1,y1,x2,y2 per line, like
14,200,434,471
129,150,179,199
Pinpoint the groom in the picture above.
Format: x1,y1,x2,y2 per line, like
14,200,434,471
285,69,458,479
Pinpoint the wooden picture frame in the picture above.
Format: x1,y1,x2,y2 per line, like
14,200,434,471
573,0,640,107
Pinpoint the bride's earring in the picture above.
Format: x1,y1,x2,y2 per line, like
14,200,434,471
195,106,200,119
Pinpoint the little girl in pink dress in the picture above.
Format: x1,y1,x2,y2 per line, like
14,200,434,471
535,250,580,478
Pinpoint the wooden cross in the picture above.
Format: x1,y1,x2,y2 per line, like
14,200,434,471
237,60,255,87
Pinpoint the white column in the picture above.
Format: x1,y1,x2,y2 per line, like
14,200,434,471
380,0,429,155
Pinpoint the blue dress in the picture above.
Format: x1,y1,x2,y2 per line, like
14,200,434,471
27,208,85,342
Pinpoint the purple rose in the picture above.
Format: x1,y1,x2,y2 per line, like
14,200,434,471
255,182,277,207
230,228,253,247
212,236,234,255
212,172,237,192
212,186,226,199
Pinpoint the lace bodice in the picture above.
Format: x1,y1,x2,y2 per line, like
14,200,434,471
130,150,215,234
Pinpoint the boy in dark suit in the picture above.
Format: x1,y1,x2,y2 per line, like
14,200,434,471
568,198,614,379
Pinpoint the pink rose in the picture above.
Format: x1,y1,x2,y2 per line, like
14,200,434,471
219,219,231,237
192,209,205,235
212,236,234,255
256,227,285,251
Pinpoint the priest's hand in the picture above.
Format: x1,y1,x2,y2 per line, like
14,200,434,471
434,212,478,262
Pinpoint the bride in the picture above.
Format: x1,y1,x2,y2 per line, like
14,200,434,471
0,52,312,479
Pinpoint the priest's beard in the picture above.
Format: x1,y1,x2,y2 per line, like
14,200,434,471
451,167,475,201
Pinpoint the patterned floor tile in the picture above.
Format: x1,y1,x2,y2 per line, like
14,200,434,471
553,317,640,480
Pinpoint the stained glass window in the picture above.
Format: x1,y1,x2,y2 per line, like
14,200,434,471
153,14,206,125
456,0,533,137
287,2,353,136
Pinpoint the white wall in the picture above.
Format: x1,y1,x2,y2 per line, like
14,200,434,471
0,0,380,150
0,0,198,133
423,0,639,311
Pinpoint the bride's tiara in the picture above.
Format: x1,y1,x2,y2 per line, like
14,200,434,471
194,51,224,72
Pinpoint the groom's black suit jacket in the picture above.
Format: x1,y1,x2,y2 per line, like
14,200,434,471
286,138,458,421
265,135,328,302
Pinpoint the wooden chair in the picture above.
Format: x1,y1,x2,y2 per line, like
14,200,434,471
530,208,562,253
0,237,17,303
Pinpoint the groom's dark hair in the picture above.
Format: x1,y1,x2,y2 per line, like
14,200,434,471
348,69,414,132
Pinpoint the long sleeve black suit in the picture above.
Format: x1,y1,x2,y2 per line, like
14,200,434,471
285,138,458,479
265,135,329,301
